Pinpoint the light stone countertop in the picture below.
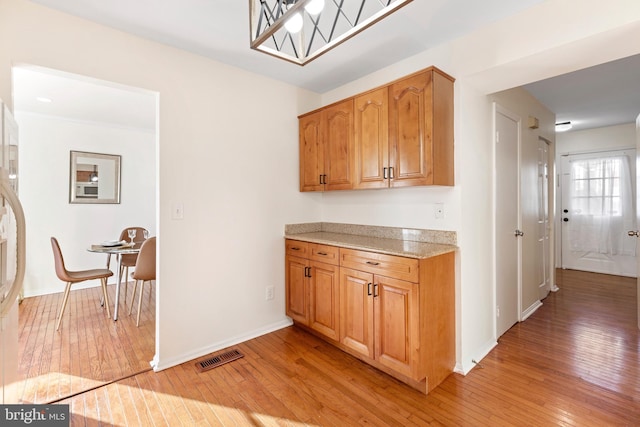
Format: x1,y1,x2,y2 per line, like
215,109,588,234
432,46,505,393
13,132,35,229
285,231,457,259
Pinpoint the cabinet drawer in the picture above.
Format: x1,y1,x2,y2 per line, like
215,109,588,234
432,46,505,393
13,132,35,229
340,248,419,282
286,240,309,257
309,243,339,265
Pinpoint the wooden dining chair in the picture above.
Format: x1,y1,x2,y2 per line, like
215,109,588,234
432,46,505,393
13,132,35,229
129,236,156,326
51,237,113,330
106,226,148,301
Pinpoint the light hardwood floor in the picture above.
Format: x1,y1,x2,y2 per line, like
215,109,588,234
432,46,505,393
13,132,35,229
17,280,155,404
17,269,640,426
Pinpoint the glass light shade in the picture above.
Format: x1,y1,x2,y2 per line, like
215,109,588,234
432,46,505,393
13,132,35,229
304,0,325,15
284,12,303,33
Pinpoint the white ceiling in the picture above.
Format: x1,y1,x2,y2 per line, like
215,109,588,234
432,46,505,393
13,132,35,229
523,54,640,132
13,0,640,132
13,66,158,130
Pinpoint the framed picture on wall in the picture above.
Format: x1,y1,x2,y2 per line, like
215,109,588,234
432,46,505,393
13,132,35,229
69,151,121,204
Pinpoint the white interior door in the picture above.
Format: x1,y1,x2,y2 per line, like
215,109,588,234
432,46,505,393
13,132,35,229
537,138,551,299
495,105,521,338
560,150,637,277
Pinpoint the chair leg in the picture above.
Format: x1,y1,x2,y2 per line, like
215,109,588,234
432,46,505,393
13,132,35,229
56,282,73,331
101,277,111,318
136,280,145,327
129,279,139,315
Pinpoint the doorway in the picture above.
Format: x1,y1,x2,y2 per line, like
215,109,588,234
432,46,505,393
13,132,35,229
11,65,158,403
560,149,637,277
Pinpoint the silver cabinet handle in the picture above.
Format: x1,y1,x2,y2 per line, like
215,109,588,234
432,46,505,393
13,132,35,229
628,230,639,237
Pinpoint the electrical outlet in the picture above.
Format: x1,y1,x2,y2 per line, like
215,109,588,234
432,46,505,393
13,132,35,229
266,286,275,301
434,203,444,219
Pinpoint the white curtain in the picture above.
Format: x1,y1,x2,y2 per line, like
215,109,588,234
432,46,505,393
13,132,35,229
568,155,636,256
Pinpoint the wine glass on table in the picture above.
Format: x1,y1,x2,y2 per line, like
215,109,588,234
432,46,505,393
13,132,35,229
127,229,136,244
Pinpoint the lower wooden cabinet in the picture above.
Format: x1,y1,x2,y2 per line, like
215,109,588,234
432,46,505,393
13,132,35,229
285,240,340,341
340,251,420,380
285,239,455,394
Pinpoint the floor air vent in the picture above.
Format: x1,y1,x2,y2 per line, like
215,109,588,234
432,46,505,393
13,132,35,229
195,349,244,373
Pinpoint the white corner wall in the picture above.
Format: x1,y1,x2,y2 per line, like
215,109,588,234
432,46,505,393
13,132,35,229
15,112,157,297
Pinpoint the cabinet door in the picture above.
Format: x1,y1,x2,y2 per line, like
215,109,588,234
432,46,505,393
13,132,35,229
285,255,309,325
354,87,389,189
322,99,354,191
299,111,324,192
374,275,419,379
339,267,374,359
309,261,340,341
388,71,433,187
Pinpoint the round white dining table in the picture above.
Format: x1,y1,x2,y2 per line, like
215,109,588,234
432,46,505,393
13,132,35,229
87,244,140,320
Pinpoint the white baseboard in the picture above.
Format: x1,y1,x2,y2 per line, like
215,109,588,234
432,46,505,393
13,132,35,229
152,318,294,372
455,338,498,375
521,299,543,321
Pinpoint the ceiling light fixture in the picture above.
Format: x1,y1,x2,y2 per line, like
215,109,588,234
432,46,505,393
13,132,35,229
89,165,99,182
555,121,573,132
249,0,413,65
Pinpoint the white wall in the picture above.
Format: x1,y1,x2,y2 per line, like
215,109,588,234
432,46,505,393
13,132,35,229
15,112,156,297
1,0,640,375
554,123,637,267
556,123,636,154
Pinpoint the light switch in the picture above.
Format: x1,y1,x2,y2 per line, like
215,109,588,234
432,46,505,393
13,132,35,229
171,203,184,220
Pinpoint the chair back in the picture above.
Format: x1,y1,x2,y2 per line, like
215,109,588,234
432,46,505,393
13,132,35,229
51,237,72,282
119,227,148,266
132,237,156,281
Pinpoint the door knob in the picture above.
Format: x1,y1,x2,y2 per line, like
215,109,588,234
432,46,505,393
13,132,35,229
628,230,639,237
514,229,524,237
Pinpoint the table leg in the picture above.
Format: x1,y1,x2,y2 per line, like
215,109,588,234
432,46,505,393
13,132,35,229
114,253,122,320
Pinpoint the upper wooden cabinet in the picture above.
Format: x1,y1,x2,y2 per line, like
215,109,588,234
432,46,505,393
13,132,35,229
354,87,389,189
300,66,454,192
299,99,354,192
388,68,454,187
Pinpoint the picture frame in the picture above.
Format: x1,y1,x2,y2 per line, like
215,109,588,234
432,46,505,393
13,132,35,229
69,151,121,204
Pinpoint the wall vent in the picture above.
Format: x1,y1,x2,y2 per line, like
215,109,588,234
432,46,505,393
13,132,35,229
195,349,244,373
